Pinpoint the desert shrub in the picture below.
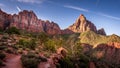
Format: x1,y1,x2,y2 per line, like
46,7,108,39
0,52,6,60
38,56,47,62
57,56,74,68
26,48,30,51
0,28,4,34
2,34,9,39
44,39,56,52
21,53,39,68
57,54,90,68
0,46,7,50
44,52,51,58
5,27,20,34
4,48,13,53
17,49,23,54
18,39,36,50
0,60,2,65
21,57,39,68
77,54,90,68
21,52,42,68
37,32,48,44
11,45,19,49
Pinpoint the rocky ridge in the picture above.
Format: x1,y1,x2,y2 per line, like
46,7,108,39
0,9,106,35
0,9,61,35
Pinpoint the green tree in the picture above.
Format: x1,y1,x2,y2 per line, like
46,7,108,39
5,27,20,34
44,39,56,52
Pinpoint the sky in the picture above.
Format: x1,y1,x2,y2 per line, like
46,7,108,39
0,0,120,35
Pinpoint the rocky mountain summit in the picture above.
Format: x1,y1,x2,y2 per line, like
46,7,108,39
0,9,106,35
0,9,61,35
67,14,106,35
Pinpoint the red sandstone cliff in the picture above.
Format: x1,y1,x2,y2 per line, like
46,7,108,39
66,14,106,35
0,9,61,35
0,9,106,35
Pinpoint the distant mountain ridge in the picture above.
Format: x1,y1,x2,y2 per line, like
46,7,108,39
0,9,106,35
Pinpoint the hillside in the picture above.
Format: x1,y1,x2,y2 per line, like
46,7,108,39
0,9,120,68
80,31,120,46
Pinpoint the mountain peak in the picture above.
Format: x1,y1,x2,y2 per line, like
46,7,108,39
97,28,106,35
67,14,106,35
79,14,86,22
0,9,61,35
68,14,97,33
0,9,106,35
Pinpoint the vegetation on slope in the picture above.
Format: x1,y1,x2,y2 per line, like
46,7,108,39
21,52,47,68
80,31,120,46
1,28,114,68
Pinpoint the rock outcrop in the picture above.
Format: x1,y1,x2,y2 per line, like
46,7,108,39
97,28,106,35
80,42,120,68
0,9,12,30
68,14,97,33
11,10,62,35
94,43,120,67
66,14,106,35
0,9,61,35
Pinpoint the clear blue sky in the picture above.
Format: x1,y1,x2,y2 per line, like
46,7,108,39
0,0,120,35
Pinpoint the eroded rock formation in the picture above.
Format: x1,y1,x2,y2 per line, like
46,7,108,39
0,9,106,35
67,14,106,35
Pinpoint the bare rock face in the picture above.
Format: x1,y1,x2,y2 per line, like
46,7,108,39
11,10,40,32
0,9,106,35
56,47,67,57
81,43,120,68
66,14,106,35
93,43,120,67
0,9,61,35
68,14,97,33
11,10,62,34
42,20,61,35
97,28,106,35
0,9,12,30
61,29,74,34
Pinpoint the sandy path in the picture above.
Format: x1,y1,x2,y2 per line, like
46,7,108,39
2,54,22,68
38,54,57,68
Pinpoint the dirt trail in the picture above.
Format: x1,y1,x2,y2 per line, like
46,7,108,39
2,54,22,68
38,54,59,68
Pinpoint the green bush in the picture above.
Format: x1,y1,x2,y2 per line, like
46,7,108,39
57,54,90,68
0,52,6,60
21,57,39,68
2,34,9,39
0,46,7,50
21,52,40,68
37,32,48,44
78,54,90,68
0,60,3,66
44,39,56,52
4,48,13,53
5,27,20,34
57,56,74,68
17,49,23,54
18,39,36,50
38,56,47,62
